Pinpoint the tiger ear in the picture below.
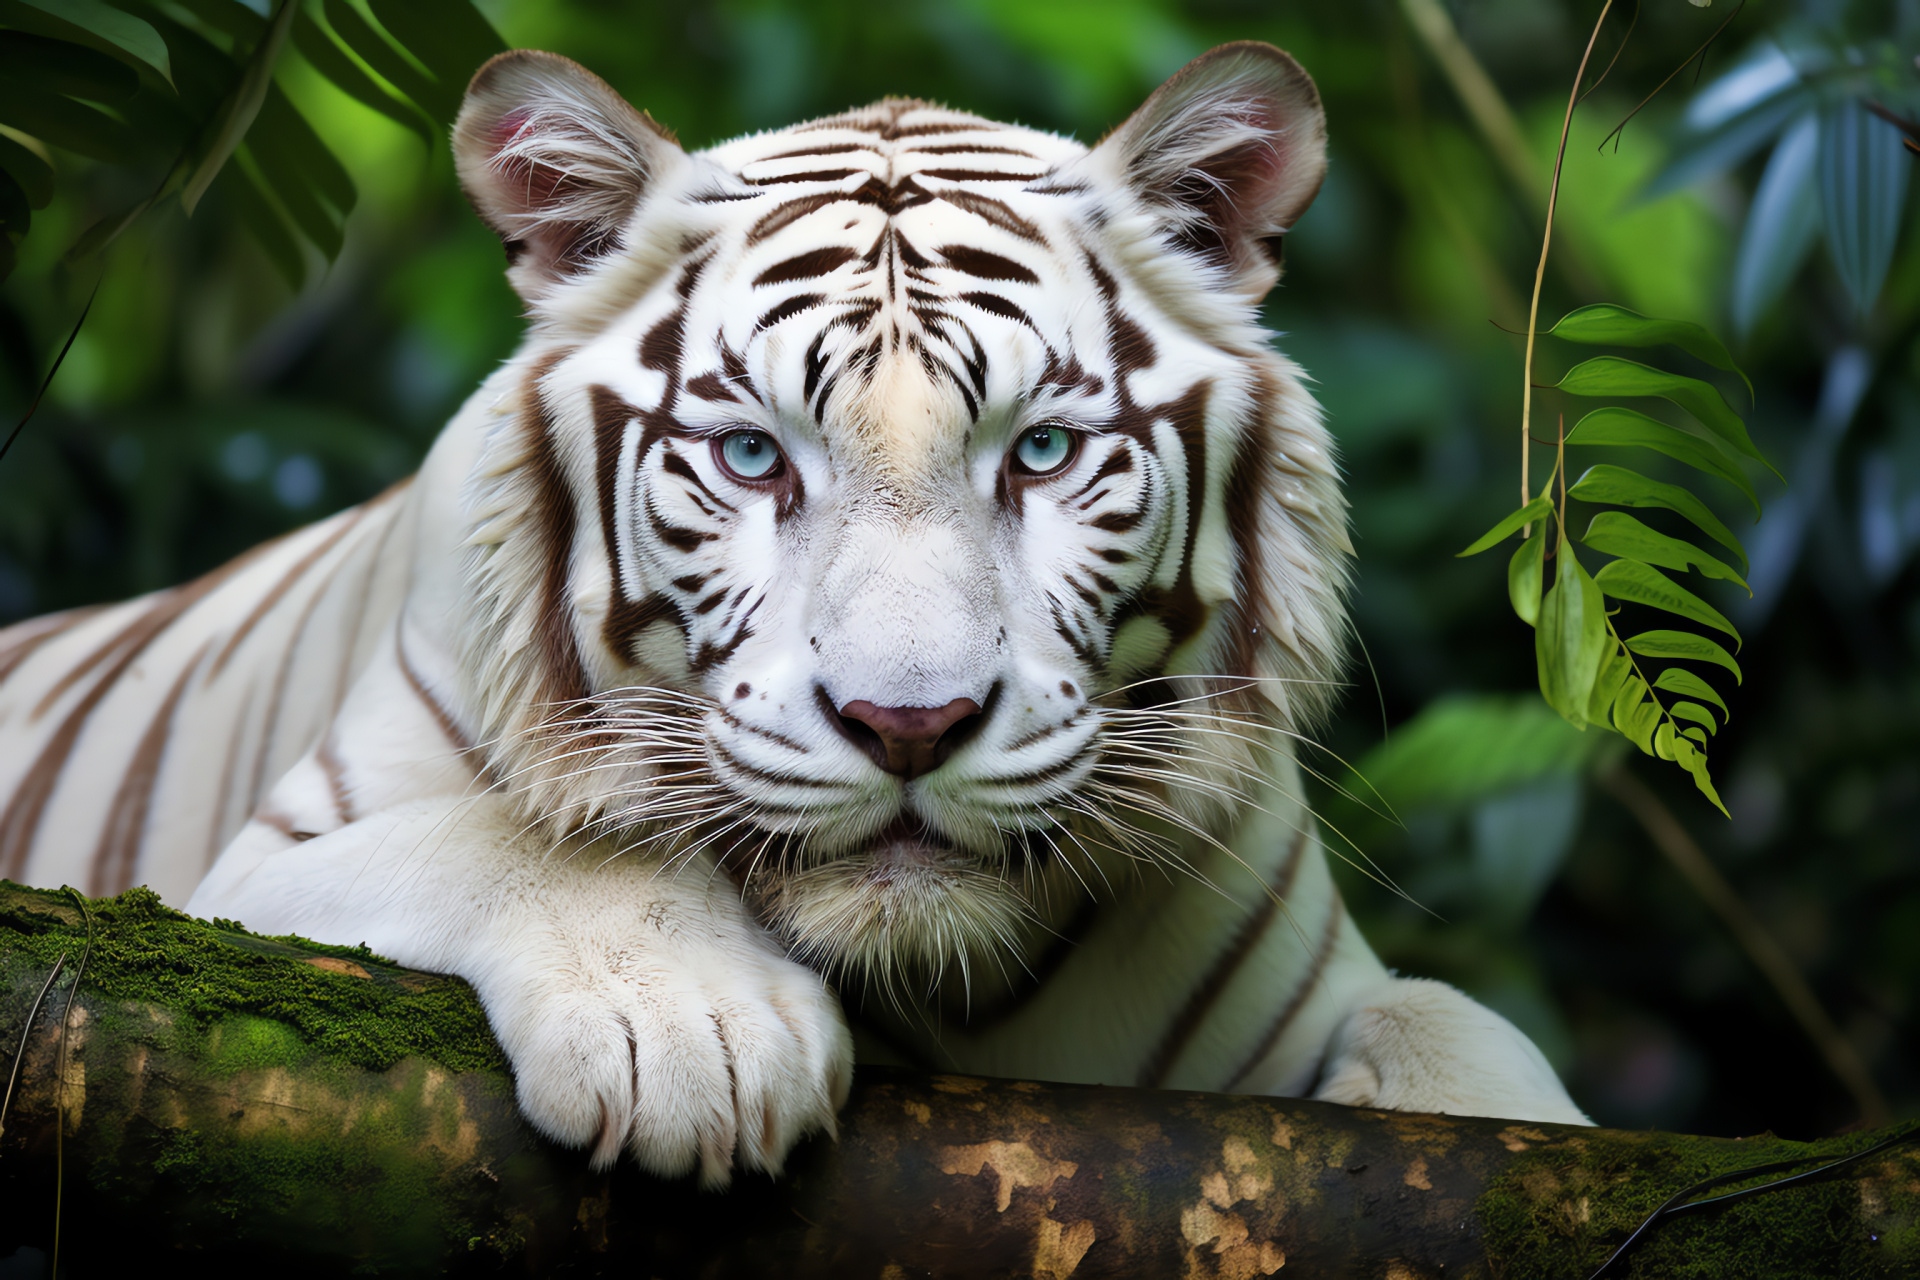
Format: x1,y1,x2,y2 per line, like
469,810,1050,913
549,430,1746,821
454,50,688,299
1092,42,1327,299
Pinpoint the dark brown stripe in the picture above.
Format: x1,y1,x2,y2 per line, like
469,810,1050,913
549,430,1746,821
919,168,1044,183
913,144,1037,157
1224,893,1346,1091
88,643,210,896
756,294,826,331
747,169,861,186
210,506,367,677
754,245,858,287
0,548,262,878
938,245,1038,284
937,190,1044,242
1137,826,1310,1088
316,731,354,825
0,606,103,687
396,629,477,756
525,356,594,716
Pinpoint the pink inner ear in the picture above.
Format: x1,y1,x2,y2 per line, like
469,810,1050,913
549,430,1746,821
486,109,577,214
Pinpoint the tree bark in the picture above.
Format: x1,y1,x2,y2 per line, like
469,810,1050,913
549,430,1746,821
1,881,1914,1279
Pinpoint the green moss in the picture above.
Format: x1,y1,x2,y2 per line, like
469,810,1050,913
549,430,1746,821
0,881,506,1074
1477,1128,1919,1278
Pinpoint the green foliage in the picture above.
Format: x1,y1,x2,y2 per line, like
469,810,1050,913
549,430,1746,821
1464,305,1769,815
0,0,504,285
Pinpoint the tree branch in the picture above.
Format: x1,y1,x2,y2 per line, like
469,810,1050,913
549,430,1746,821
1,880,1914,1277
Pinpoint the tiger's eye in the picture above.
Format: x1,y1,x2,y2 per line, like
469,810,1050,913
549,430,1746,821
1013,426,1075,476
717,430,783,481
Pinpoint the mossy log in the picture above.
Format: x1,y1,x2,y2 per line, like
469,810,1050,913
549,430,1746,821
1,882,1915,1279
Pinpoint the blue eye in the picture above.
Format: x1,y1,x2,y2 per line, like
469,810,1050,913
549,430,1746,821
1012,425,1076,476
716,430,784,482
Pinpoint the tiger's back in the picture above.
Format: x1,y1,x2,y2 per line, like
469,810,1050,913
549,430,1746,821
0,484,414,901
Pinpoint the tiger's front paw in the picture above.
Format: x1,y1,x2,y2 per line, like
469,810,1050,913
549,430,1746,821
1312,977,1590,1126
475,899,853,1186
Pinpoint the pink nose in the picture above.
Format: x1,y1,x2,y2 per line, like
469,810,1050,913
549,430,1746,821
835,697,983,779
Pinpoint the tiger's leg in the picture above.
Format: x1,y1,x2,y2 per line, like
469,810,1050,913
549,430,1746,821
1312,976,1591,1126
186,626,852,1186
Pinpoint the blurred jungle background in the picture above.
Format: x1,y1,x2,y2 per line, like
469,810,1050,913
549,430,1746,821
2,0,1916,1143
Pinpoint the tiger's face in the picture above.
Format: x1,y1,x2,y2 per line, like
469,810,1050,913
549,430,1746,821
453,47,1347,978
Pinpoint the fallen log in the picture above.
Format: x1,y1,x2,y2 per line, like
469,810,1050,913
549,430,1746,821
0,880,1913,1278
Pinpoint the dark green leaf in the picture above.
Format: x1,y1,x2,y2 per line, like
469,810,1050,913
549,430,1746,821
1820,98,1909,319
1567,465,1747,570
220,160,304,289
1669,700,1719,735
0,32,137,102
252,83,354,216
1594,560,1740,642
1625,630,1742,684
169,0,267,44
239,139,341,260
0,168,27,235
1565,407,1760,514
368,0,504,96
1460,495,1553,557
1508,525,1544,626
0,81,141,163
1341,695,1611,811
0,130,53,207
1556,356,1773,475
1546,304,1749,400
323,0,457,126
181,0,301,214
1654,668,1729,721
1536,536,1608,727
1580,511,1748,591
291,11,433,145
1732,111,1820,339
0,0,172,85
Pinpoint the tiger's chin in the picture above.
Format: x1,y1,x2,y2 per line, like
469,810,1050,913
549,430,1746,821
745,817,1034,982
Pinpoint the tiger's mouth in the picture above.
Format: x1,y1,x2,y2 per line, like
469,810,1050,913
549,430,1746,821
732,812,1039,979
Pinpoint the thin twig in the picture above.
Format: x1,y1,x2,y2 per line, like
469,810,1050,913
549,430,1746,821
0,279,101,468
1602,766,1890,1127
0,954,65,1147
1522,1,1615,519
1596,0,1746,153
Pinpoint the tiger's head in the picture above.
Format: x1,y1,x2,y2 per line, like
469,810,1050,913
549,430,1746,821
450,44,1349,982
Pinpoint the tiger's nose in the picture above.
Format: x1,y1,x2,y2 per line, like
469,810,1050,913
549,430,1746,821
832,696,984,779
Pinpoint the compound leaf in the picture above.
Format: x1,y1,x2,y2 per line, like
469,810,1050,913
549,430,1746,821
1566,407,1760,514
1654,668,1730,721
1547,303,1750,401
1625,629,1742,683
1556,356,1774,476
1568,464,1747,569
1581,511,1748,591
1594,560,1740,642
1461,495,1554,557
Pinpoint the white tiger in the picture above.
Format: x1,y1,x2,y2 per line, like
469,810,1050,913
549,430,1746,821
0,43,1587,1184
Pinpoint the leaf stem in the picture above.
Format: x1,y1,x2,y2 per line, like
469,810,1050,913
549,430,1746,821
1523,0,1615,521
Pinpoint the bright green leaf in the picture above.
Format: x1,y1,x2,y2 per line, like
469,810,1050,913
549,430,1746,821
1565,408,1760,514
1683,754,1729,816
1586,643,1631,725
1555,356,1776,477
1546,303,1751,401
1624,630,1742,683
1461,495,1554,557
1595,560,1740,643
1567,464,1747,570
1654,668,1729,721
1508,526,1545,626
1611,676,1658,755
368,0,505,96
1581,511,1748,591
1669,701,1719,735
324,0,458,126
291,11,433,145
1536,536,1609,726
1655,720,1679,762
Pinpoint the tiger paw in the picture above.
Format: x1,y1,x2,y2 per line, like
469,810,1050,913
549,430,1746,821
1312,977,1591,1126
470,888,854,1186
